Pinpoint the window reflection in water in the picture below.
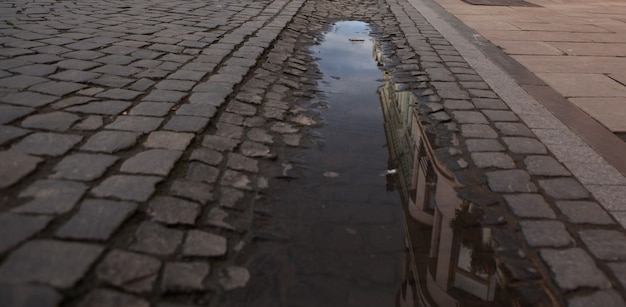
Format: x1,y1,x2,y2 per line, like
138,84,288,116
376,44,507,306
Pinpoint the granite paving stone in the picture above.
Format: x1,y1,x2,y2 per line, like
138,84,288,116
461,124,497,138
240,141,273,158
12,132,81,156
29,81,86,96
218,266,251,290
121,149,182,176
51,97,94,109
78,289,149,307
0,75,49,90
227,153,259,173
0,151,42,188
494,122,534,137
105,115,164,133
81,131,140,153
0,285,61,307
10,64,57,77
503,194,556,219
486,170,538,193
142,90,187,103
96,249,161,293
90,74,134,88
66,100,132,115
129,102,172,117
0,92,58,107
524,156,571,176
51,153,118,181
169,180,214,205
540,248,611,290
0,213,52,253
20,111,80,131
92,64,141,77
0,105,35,124
465,139,505,152
520,220,573,247
183,230,227,257
190,148,224,166
148,196,200,225
470,152,514,169
73,115,104,131
14,179,87,214
56,199,137,240
563,162,626,185
144,131,194,151
163,115,209,132
55,59,101,70
556,201,615,224
186,162,220,184
202,135,239,151
538,178,590,200
130,222,183,256
0,125,30,146
502,137,547,154
579,230,626,261
0,240,103,288
161,262,209,292
175,103,217,118
92,175,162,202
221,170,253,190
95,89,142,100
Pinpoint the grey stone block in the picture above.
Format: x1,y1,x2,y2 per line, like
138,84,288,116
21,111,80,131
51,153,118,181
452,111,488,124
202,135,239,151
461,124,497,138
0,151,42,188
0,105,35,124
176,103,217,118
538,178,589,200
520,220,573,247
78,289,149,307
13,132,82,156
503,194,556,218
524,155,570,176
121,149,182,176
183,230,227,257
149,196,200,225
247,128,273,144
494,122,533,137
130,222,183,256
169,180,214,205
56,199,137,240
81,131,140,153
0,125,30,146
186,162,220,184
556,201,614,224
221,170,253,190
502,137,547,154
540,248,610,290
14,179,87,214
144,131,194,151
106,115,164,133
465,139,504,152
486,170,537,193
67,100,131,115
0,240,103,287
130,102,172,117
579,229,626,260
0,285,61,307
587,185,626,211
470,152,514,169
91,175,162,202
190,148,223,166
161,262,209,292
0,92,58,107
163,115,209,132
96,249,161,293
564,162,626,185
0,213,52,253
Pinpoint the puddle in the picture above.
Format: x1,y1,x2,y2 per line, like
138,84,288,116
221,20,509,307
220,21,406,307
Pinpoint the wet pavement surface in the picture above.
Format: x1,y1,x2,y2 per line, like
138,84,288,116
2,0,626,306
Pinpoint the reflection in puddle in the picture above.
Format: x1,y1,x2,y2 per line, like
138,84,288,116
379,62,509,305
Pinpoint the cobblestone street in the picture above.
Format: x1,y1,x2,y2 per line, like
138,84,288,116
1,0,626,306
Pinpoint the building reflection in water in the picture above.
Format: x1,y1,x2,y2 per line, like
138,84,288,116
376,46,506,306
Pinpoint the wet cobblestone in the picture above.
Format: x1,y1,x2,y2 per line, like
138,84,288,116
0,0,625,305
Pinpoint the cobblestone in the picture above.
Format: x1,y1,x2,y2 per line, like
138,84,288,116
13,132,82,156
148,196,200,225
96,250,161,293
161,262,209,292
51,153,118,181
0,240,103,288
540,248,611,290
91,175,162,202
15,179,87,214
0,151,42,188
121,149,182,176
56,199,137,240
130,222,183,256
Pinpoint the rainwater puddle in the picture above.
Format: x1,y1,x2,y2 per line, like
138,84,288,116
221,21,406,307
